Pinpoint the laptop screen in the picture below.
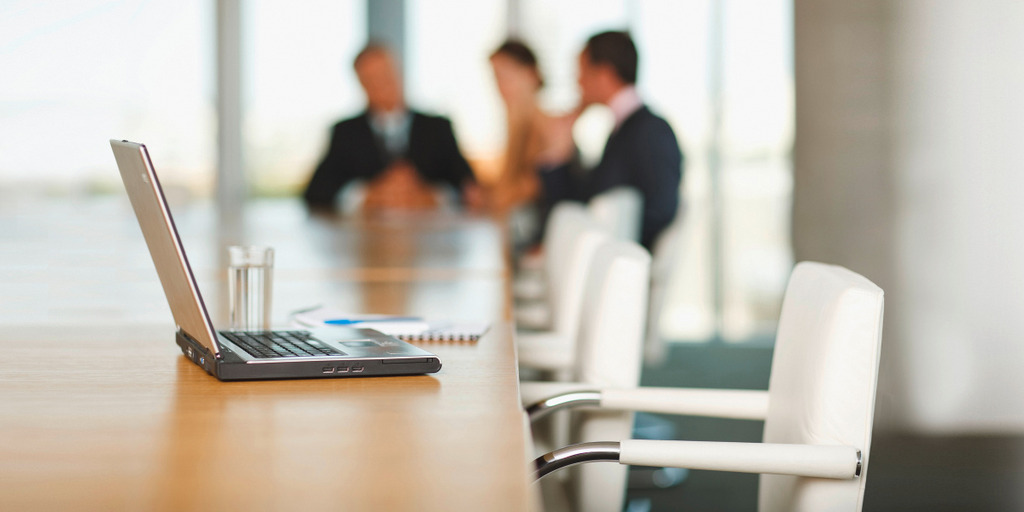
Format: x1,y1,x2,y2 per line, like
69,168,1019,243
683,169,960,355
110,140,221,356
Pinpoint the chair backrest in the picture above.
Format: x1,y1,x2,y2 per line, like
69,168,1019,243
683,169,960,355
569,239,651,512
543,202,591,290
760,262,885,512
574,239,651,387
644,202,687,364
550,226,612,344
541,204,611,343
588,187,642,242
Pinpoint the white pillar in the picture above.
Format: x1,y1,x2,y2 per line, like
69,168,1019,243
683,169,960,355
794,0,1024,434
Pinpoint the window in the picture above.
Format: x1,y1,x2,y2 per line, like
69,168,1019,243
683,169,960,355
716,0,794,342
0,1,214,196
243,0,366,196
2,1,794,344
405,0,508,180
515,0,794,344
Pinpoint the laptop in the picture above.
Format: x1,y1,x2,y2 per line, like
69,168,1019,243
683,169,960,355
110,140,442,381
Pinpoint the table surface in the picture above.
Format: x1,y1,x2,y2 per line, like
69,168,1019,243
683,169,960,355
0,197,537,511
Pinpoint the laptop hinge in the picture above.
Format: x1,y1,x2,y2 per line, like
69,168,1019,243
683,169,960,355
176,329,218,376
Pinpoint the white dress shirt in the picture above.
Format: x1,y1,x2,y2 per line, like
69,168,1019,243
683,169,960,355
607,86,644,130
369,109,413,158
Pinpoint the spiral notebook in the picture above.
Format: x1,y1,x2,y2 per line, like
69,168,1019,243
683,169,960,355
289,306,490,342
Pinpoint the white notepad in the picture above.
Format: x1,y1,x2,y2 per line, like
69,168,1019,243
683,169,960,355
289,306,490,342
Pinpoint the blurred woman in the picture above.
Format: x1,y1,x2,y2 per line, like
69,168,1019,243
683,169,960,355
488,40,578,247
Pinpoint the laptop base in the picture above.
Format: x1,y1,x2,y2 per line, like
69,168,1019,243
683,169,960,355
176,330,442,381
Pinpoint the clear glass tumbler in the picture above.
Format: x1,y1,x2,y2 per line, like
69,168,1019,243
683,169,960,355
228,246,274,331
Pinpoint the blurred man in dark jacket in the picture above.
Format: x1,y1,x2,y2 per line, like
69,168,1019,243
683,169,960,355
303,44,478,212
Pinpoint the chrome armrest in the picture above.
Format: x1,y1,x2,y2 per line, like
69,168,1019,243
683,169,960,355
534,440,861,481
525,387,770,422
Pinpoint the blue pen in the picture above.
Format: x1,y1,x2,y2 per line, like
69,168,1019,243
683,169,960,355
325,316,422,326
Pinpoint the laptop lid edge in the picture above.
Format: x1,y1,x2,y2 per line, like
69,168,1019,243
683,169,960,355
110,139,222,357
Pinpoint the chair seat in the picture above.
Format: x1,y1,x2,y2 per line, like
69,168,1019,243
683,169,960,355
517,332,574,371
513,273,547,301
515,302,552,330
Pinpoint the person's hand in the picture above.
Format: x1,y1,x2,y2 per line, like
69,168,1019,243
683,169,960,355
362,161,439,212
535,109,581,167
462,182,488,212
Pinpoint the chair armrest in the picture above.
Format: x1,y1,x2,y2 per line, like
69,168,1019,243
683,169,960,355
520,381,594,406
602,388,769,421
533,440,860,481
524,387,769,421
619,440,861,479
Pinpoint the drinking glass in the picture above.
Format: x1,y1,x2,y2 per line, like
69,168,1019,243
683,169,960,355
228,246,274,330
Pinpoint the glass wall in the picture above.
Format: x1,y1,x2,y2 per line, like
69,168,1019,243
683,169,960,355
404,0,508,181
406,0,793,344
3,0,792,344
0,1,214,196
513,0,793,343
243,0,366,196
717,0,794,342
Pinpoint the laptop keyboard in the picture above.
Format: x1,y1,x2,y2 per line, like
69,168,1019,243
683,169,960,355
220,330,344,359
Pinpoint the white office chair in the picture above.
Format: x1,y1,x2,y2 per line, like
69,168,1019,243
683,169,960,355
516,222,612,372
521,239,651,512
513,201,590,303
643,204,687,365
527,262,885,512
588,187,642,243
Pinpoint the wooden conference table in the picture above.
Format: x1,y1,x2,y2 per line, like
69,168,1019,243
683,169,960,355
0,198,538,511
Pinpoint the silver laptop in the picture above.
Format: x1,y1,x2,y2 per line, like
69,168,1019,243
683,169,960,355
110,140,442,380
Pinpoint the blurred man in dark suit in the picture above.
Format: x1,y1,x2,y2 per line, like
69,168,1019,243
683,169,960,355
303,44,478,212
550,31,683,249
